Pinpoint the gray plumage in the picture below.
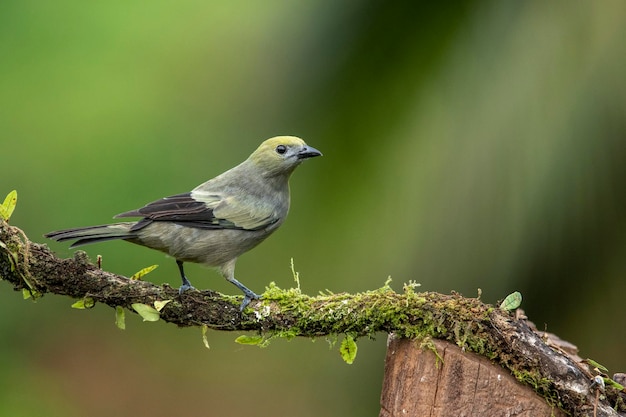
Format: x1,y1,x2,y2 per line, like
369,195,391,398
46,136,322,309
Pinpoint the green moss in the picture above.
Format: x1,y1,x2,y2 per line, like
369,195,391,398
512,369,563,410
247,281,501,372
419,337,444,368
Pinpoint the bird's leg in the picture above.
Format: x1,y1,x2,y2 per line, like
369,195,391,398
227,276,261,311
176,260,195,294
220,259,260,311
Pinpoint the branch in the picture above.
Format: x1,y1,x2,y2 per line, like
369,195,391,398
0,219,624,416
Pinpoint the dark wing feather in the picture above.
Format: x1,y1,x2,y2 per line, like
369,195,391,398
116,193,210,221
115,192,239,231
115,192,276,232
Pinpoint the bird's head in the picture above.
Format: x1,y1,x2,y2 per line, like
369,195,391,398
248,136,322,177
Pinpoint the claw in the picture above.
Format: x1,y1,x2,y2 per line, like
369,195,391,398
178,282,196,295
239,289,261,311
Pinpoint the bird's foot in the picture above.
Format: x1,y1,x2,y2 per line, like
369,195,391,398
178,283,196,295
226,275,261,311
239,289,261,312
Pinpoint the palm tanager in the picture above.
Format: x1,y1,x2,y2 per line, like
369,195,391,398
46,136,322,310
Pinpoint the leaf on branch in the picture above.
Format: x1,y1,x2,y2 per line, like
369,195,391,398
0,190,17,221
115,306,126,330
201,325,210,349
500,291,522,311
340,334,358,364
604,377,625,391
153,299,171,312
235,335,265,346
131,303,160,322
72,297,95,309
583,358,609,374
130,264,158,281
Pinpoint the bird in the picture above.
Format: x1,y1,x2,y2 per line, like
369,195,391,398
45,136,322,310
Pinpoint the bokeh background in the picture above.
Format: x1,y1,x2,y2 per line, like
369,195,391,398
2,1,625,416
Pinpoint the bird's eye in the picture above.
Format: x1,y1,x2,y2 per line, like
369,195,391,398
275,145,287,155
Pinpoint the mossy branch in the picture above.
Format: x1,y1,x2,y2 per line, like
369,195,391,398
0,219,624,416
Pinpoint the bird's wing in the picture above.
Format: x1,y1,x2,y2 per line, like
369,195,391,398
212,194,278,230
115,191,277,231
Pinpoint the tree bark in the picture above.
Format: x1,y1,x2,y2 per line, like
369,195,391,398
380,337,568,417
1,220,624,416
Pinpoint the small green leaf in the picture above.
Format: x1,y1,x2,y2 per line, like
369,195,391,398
604,377,625,391
72,297,95,309
340,334,358,364
201,325,210,349
130,264,158,280
22,287,42,301
153,299,172,312
500,291,522,311
0,190,17,221
235,335,264,346
583,358,609,374
131,303,160,322
115,306,126,330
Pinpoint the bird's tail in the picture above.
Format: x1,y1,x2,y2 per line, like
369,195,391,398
45,223,136,248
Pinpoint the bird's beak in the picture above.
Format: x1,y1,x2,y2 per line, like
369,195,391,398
297,146,322,159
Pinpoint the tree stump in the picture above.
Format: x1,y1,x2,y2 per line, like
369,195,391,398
380,336,567,417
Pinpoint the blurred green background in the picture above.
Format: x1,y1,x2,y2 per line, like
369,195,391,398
2,1,625,416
